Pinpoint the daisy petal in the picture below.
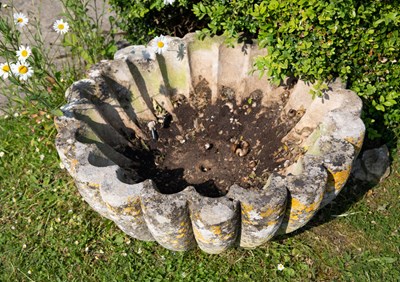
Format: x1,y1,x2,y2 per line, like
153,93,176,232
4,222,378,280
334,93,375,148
152,35,169,55
16,45,32,62
53,19,69,34
0,62,12,79
12,61,34,81
13,13,29,28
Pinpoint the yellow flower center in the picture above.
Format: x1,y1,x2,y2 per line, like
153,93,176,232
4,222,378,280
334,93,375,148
2,65,10,72
157,41,165,48
58,24,64,30
17,18,23,23
18,65,28,74
21,50,28,57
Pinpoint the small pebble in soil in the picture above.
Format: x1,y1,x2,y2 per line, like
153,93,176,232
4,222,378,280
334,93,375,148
231,140,250,157
200,165,209,172
225,102,234,111
249,160,258,168
147,121,158,140
281,90,290,102
204,143,213,150
176,135,186,144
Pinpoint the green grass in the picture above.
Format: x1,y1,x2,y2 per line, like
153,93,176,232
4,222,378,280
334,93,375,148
0,104,399,281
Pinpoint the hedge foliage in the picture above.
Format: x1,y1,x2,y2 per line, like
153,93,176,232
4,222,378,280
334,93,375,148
109,0,399,144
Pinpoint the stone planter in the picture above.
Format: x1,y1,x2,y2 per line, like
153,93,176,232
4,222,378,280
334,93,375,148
55,34,365,254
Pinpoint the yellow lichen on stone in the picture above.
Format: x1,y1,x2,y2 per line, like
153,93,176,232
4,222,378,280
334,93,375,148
267,220,278,226
122,206,141,217
291,198,319,213
169,240,179,246
88,182,100,189
105,198,144,219
345,134,364,154
328,165,351,192
222,232,234,240
211,226,222,235
70,159,79,172
241,203,256,224
288,197,322,227
260,207,278,218
176,225,188,238
176,233,185,239
241,203,254,214
178,225,187,234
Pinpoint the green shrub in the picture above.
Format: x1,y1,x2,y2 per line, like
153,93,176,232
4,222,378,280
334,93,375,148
61,0,118,66
110,0,399,146
108,0,207,44
195,0,400,143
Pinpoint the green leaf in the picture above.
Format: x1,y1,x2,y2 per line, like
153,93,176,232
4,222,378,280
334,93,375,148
199,3,206,13
79,49,94,64
383,101,394,107
268,0,279,11
63,33,78,47
376,104,385,112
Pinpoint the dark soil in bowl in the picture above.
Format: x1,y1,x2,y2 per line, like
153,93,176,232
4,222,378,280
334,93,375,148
128,81,302,197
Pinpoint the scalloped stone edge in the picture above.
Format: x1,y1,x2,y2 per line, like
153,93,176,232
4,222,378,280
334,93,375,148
55,34,365,254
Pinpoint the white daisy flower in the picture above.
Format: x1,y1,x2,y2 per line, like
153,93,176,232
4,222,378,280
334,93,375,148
16,45,31,62
12,61,34,81
53,19,70,34
13,13,29,28
0,152,4,157
163,0,176,4
0,62,13,79
277,263,285,271
152,35,169,54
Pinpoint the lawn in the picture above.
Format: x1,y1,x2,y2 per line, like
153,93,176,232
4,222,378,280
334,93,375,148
0,105,399,281
1,0,399,280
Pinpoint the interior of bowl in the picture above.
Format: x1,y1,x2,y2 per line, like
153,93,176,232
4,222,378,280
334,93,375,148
61,34,361,198
64,41,321,197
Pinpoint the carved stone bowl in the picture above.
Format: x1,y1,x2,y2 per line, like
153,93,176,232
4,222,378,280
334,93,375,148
55,34,365,254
